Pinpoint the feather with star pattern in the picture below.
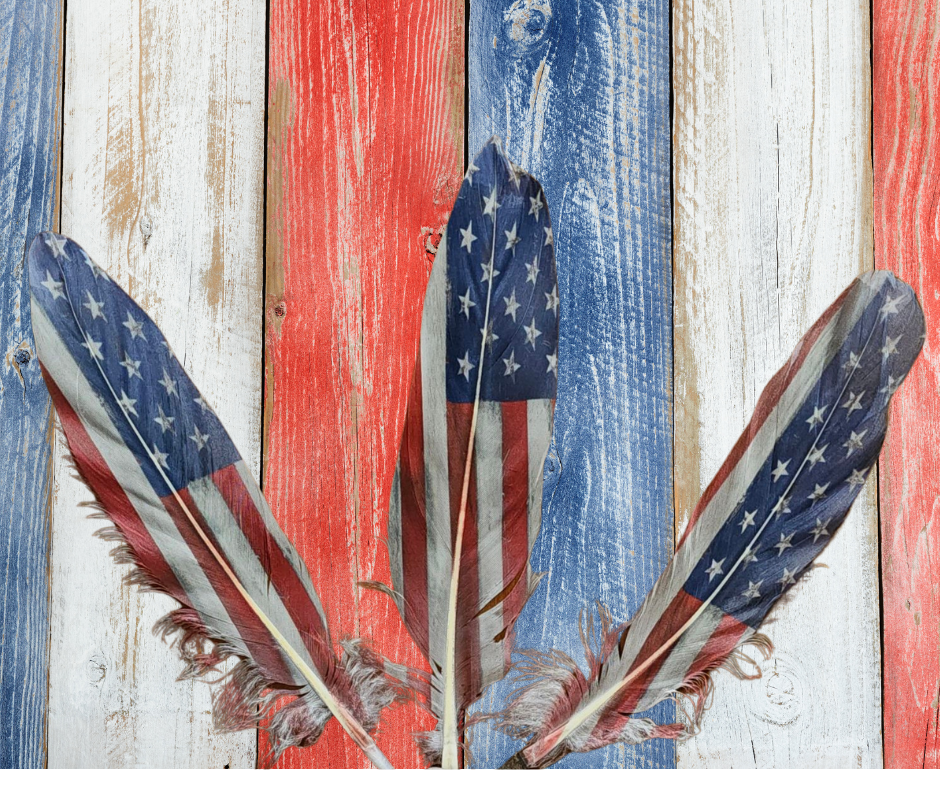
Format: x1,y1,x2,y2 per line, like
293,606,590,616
28,231,401,768
494,270,925,768
368,139,559,768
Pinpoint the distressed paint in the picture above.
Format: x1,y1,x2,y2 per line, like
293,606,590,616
469,0,675,769
265,0,465,768
673,0,881,767
47,1,265,766
0,0,62,769
874,0,940,769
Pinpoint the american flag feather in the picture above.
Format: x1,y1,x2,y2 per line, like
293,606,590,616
495,270,925,768
378,139,558,767
28,232,400,768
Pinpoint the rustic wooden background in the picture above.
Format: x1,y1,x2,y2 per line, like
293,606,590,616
1,0,937,769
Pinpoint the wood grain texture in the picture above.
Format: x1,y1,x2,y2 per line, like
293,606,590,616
673,0,881,767
468,0,675,769
47,1,265,767
0,0,61,769
264,0,464,768
874,0,940,769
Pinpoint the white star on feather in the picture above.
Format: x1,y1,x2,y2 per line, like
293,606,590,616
529,192,544,221
524,318,542,349
807,443,828,468
773,495,792,518
739,510,757,532
811,518,831,543
526,257,540,284
503,350,521,378
460,221,477,253
45,234,68,258
153,405,175,434
82,336,103,361
457,351,475,381
481,321,499,349
771,459,790,482
459,288,476,319
481,260,500,284
41,271,65,300
806,405,826,430
742,543,760,565
775,532,794,555
123,311,145,340
158,369,179,397
742,580,762,600
881,335,901,359
841,391,865,416
705,559,725,582
546,351,558,377
778,567,797,589
544,285,559,316
842,352,862,372
880,294,904,319
119,352,142,380
543,226,553,246
483,187,501,218
464,162,480,185
151,443,170,470
503,289,521,322
189,427,210,452
847,467,868,490
807,483,829,503
842,429,867,458
117,390,138,418
83,291,107,321
504,222,521,253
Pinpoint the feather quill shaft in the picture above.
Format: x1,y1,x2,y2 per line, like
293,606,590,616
384,139,559,766
29,232,396,768
496,270,925,768
442,216,500,768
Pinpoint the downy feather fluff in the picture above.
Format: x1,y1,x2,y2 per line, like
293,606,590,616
376,139,559,767
495,270,925,768
28,232,399,768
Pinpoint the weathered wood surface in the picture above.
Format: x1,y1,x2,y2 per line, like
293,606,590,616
47,1,265,767
0,0,62,769
468,0,675,769
874,0,940,769
264,0,464,768
673,0,881,768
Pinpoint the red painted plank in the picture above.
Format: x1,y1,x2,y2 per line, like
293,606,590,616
265,1,464,768
874,0,940,769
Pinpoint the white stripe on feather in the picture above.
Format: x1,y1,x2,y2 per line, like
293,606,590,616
475,400,505,687
526,399,553,554
421,231,451,707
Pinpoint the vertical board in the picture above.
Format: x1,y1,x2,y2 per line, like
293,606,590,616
265,0,464,768
0,0,62,769
673,0,881,767
469,0,675,769
47,1,265,767
874,0,940,769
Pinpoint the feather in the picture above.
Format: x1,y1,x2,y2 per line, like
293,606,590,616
381,138,558,767
28,232,399,768
495,270,925,768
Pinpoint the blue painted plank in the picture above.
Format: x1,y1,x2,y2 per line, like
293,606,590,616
468,0,674,769
0,0,62,769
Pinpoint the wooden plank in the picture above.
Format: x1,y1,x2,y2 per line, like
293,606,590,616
0,0,62,769
264,0,464,768
874,0,940,769
468,0,675,769
673,0,881,767
47,1,265,767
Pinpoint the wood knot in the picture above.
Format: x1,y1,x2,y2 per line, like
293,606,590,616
274,302,286,318
755,655,802,726
503,0,552,49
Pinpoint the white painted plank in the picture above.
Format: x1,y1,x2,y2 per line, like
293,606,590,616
48,1,265,767
673,0,881,768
